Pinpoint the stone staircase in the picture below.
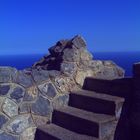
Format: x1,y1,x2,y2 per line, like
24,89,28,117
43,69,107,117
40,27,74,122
35,77,125,140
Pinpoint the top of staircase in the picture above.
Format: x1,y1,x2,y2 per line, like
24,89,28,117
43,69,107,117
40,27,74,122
71,89,125,103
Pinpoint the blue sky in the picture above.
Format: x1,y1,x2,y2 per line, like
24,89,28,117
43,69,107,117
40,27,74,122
0,0,140,54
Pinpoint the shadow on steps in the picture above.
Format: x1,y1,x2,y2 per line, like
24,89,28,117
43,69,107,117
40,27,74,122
83,77,133,140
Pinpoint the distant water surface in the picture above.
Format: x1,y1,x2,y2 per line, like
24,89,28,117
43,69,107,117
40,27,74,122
0,54,43,70
0,52,140,76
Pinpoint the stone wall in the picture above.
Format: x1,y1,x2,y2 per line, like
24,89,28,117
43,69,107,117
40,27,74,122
0,35,124,140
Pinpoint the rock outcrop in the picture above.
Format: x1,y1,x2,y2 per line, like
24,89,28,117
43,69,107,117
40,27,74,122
0,35,124,140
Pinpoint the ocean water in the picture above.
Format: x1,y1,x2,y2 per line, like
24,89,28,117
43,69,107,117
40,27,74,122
0,52,140,76
0,54,43,70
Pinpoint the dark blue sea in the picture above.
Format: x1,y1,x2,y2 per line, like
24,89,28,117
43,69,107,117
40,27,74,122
0,52,140,76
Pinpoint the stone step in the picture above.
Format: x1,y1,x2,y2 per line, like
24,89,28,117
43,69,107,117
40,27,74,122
52,106,116,139
83,77,132,98
35,123,95,140
69,89,124,119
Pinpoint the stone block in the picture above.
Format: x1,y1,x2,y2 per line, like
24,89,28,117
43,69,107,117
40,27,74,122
2,98,18,117
23,86,38,102
31,96,52,116
20,127,36,140
38,82,58,99
16,70,33,88
0,113,9,129
72,35,86,49
0,67,17,83
61,62,77,76
6,114,34,134
31,69,50,84
63,47,80,62
52,94,69,109
10,86,25,103
0,131,19,140
0,84,10,96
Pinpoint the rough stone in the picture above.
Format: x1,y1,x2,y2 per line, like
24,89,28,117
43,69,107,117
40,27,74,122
23,86,38,101
0,67,17,83
52,94,69,109
48,70,61,78
19,102,31,114
31,69,50,84
10,86,25,103
20,127,36,140
2,98,18,117
0,131,19,140
95,66,124,80
63,47,80,62
75,70,94,87
0,84,10,96
6,114,34,134
38,82,57,98
32,57,47,69
64,77,78,92
0,113,9,129
89,60,103,69
0,97,5,108
80,48,93,61
31,96,52,116
16,70,33,88
32,114,50,126
54,77,68,93
49,40,69,56
71,35,87,49
61,62,77,76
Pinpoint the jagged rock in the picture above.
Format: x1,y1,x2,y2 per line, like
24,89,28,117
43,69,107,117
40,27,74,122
32,35,124,80
49,40,69,56
71,35,87,49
